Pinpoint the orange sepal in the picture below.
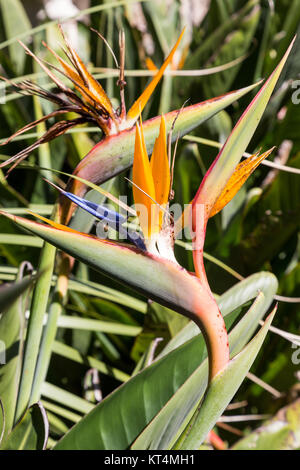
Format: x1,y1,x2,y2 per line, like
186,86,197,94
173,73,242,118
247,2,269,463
27,211,80,234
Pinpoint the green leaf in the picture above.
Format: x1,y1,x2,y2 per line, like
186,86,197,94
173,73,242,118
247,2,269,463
68,278,146,312
0,402,49,450
14,242,56,423
177,306,276,450
56,315,141,336
52,273,276,450
0,266,147,312
240,153,300,270
152,271,277,359
63,83,259,218
197,38,295,211
131,286,276,450
0,212,219,319
42,400,81,425
202,3,261,96
131,301,189,363
0,233,43,248
0,0,147,52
